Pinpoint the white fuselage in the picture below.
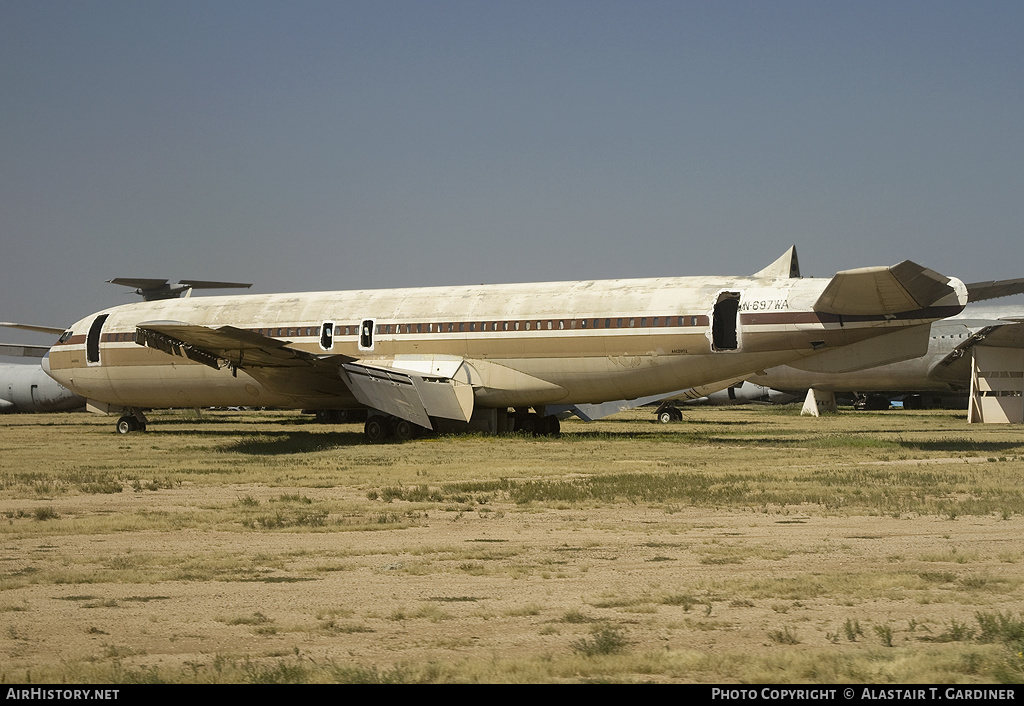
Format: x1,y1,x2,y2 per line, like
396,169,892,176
46,273,965,414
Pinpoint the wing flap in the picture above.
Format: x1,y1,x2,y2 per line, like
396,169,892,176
341,361,474,429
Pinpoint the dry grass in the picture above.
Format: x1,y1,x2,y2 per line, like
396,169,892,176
2,406,1024,683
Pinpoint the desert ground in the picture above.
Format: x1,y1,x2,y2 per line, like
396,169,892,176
2,405,1024,683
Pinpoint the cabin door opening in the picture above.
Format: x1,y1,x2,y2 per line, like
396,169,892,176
359,319,375,351
320,321,335,351
86,314,109,365
712,292,741,351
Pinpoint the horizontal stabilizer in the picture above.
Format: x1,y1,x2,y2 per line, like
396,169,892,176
966,278,1024,303
110,279,252,301
814,261,964,316
341,361,474,429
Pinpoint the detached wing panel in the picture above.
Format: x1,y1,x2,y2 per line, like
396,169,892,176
341,362,474,430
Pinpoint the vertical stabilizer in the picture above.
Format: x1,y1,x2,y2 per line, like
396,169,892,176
753,246,801,278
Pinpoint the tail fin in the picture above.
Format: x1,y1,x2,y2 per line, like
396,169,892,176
752,246,801,279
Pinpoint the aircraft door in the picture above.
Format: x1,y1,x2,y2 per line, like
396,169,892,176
320,321,334,351
711,292,741,351
359,319,375,352
86,314,109,365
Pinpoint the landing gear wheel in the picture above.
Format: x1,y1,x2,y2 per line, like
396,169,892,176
116,416,138,434
658,410,673,424
542,415,560,436
515,414,538,435
364,417,390,443
393,419,415,441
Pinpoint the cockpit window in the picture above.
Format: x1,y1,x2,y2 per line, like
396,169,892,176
58,330,73,344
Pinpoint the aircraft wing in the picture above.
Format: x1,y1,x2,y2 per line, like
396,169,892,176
974,320,1024,349
136,321,330,369
548,378,744,421
1,322,66,335
814,261,962,316
0,343,50,358
966,278,1024,303
136,321,475,426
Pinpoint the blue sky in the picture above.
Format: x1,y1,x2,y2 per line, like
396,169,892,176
3,1,1022,344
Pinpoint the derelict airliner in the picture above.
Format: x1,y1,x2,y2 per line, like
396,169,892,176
43,248,968,441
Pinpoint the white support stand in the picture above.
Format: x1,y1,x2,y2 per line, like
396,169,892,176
800,388,837,417
969,347,1024,424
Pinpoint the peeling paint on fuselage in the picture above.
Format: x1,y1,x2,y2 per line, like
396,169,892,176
46,274,956,411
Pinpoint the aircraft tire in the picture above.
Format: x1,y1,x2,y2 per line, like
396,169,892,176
658,410,673,424
116,416,135,434
393,419,415,441
542,415,560,436
515,414,537,435
364,417,391,443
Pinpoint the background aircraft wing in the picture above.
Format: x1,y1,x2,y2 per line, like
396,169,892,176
973,319,1024,349
966,278,1024,303
548,378,744,421
1,322,66,335
0,343,50,358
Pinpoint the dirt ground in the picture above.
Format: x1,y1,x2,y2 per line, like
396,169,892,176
2,410,1023,682
4,482,1023,681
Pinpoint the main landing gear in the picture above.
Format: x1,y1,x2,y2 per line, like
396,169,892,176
115,410,148,434
511,411,560,436
364,415,428,443
361,409,562,443
655,403,683,424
